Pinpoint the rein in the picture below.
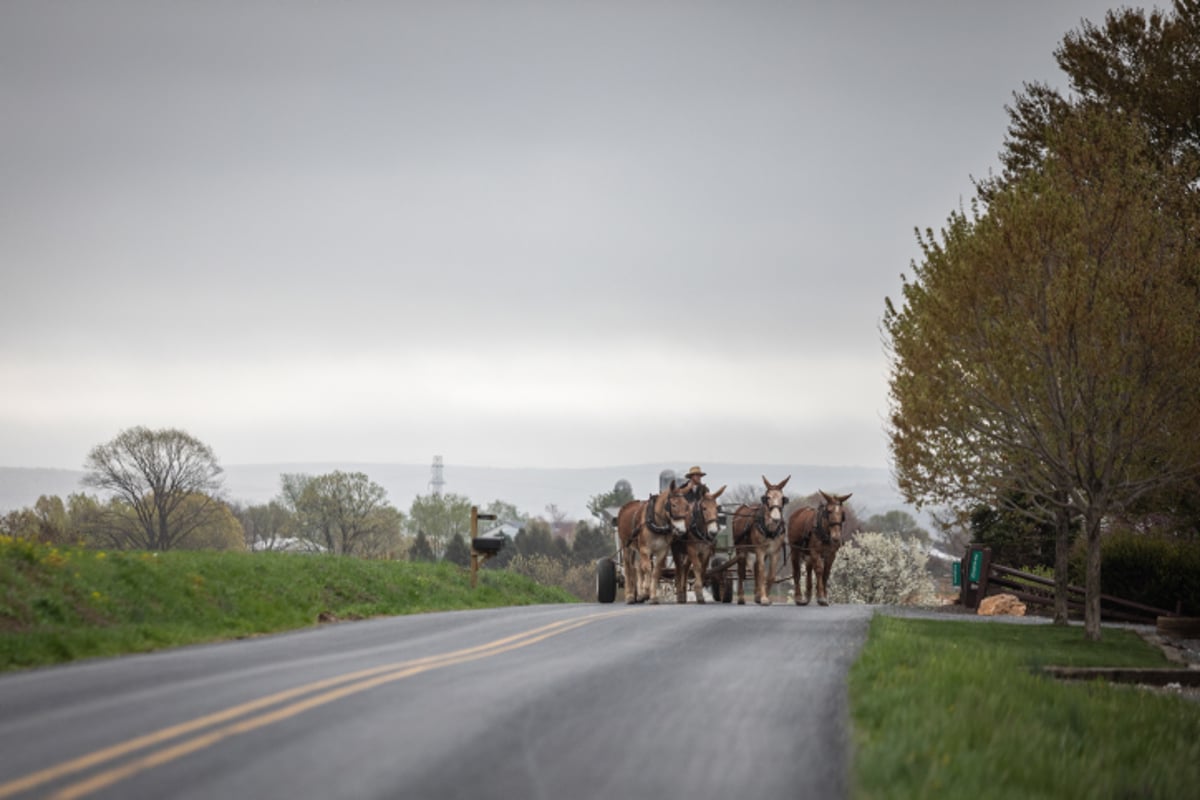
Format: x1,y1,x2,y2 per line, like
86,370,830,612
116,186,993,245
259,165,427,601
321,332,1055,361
810,503,843,547
687,502,719,544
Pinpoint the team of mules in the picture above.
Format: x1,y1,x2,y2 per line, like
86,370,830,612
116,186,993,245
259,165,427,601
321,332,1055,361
615,477,852,606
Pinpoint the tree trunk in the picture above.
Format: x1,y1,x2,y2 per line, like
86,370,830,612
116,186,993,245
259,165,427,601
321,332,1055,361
1084,512,1103,641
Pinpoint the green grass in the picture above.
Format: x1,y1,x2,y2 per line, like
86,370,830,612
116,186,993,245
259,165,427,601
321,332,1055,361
0,536,576,672
850,616,1200,799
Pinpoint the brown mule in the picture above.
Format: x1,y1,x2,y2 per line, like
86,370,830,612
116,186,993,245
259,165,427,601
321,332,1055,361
729,475,791,605
615,481,691,604
672,485,726,604
787,490,852,606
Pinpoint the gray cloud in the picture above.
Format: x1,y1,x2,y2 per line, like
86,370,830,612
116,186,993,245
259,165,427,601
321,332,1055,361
1,0,1117,469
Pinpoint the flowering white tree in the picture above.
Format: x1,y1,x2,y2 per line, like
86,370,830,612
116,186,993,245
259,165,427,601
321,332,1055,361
827,532,936,605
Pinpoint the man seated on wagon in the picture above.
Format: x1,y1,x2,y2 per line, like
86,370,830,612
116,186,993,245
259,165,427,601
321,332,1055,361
682,466,710,503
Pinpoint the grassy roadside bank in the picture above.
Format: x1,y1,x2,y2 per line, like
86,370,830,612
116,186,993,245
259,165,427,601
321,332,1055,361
0,536,576,672
850,616,1200,799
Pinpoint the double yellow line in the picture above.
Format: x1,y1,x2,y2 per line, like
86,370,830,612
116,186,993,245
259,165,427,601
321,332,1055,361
1,610,627,800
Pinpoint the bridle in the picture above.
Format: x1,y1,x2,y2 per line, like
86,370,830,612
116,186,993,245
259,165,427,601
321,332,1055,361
643,491,690,537
813,501,844,545
687,498,721,543
755,490,788,539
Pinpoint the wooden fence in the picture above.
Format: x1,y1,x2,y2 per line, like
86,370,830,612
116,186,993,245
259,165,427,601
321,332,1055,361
955,544,1177,624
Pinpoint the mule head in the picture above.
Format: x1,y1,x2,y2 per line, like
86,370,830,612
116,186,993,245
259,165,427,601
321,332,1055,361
761,475,791,523
665,480,691,534
817,489,852,544
695,485,726,538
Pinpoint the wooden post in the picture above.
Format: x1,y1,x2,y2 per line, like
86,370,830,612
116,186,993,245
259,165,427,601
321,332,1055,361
468,506,499,588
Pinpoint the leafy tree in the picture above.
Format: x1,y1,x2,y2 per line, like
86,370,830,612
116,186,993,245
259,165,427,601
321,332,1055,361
0,495,73,545
513,518,558,560
409,530,435,562
886,103,1200,640
571,521,613,565
587,482,634,524
443,533,470,567
864,510,931,547
281,471,403,557
405,493,472,559
724,484,764,508
173,497,246,551
968,496,1060,570
232,500,296,551
480,499,524,526
992,1,1200,194
81,427,226,551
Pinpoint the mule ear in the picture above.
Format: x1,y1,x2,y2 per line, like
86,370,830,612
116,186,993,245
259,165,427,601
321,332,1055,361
669,479,677,491
778,475,791,490
819,490,832,503
762,475,771,489
837,493,853,503
710,485,726,500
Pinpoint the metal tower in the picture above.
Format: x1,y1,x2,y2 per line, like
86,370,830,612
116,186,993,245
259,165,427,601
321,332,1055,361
429,455,445,496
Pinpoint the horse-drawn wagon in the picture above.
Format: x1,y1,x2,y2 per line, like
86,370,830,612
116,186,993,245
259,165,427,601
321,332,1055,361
595,470,852,606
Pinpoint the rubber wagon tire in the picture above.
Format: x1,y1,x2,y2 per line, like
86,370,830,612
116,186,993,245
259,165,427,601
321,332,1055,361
596,558,618,604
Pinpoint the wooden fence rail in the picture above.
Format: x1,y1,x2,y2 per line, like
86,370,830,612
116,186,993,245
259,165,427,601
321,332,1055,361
956,545,1176,624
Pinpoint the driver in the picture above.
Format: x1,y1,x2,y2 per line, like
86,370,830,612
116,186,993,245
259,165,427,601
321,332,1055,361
682,466,710,503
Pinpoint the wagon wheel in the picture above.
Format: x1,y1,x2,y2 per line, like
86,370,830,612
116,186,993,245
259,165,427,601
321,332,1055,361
596,558,617,604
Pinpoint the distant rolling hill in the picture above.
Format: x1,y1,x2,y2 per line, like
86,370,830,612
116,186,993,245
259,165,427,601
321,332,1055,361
1,462,914,526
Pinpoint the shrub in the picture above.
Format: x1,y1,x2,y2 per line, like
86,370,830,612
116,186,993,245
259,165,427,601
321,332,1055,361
1071,532,1200,616
828,531,936,605
505,555,593,601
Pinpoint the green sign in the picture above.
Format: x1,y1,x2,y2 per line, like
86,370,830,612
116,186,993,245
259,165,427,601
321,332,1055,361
952,562,962,587
968,550,983,583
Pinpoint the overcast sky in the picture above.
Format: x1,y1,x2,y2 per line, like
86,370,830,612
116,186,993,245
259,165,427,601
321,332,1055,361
1,1,1125,471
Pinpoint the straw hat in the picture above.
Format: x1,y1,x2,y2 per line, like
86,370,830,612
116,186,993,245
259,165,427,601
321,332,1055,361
685,466,706,479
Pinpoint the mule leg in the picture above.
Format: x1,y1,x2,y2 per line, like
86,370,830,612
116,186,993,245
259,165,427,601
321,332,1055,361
692,549,708,604
648,544,667,605
815,554,829,606
673,544,687,604
736,551,747,605
791,548,804,605
628,546,638,604
753,551,763,606
800,559,813,605
757,548,772,605
819,554,835,606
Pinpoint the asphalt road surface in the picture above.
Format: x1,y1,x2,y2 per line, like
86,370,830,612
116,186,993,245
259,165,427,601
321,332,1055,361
0,603,874,800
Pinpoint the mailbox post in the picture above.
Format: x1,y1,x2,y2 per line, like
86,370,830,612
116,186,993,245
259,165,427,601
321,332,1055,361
959,545,992,609
469,506,502,588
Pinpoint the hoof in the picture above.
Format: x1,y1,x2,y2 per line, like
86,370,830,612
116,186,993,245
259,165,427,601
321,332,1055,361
818,599,829,607
625,597,637,605
649,597,660,605
797,600,809,606
737,599,746,605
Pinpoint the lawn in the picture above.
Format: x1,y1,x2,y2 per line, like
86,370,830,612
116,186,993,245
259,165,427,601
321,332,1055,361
0,536,575,672
850,615,1200,799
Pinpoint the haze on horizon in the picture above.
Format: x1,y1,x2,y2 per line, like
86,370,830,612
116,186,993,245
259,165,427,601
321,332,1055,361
0,1,1121,472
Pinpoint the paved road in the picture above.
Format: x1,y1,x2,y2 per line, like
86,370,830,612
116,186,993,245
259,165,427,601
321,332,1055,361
0,603,874,800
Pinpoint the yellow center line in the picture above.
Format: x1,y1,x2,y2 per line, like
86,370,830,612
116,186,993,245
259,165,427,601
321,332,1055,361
0,611,628,800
